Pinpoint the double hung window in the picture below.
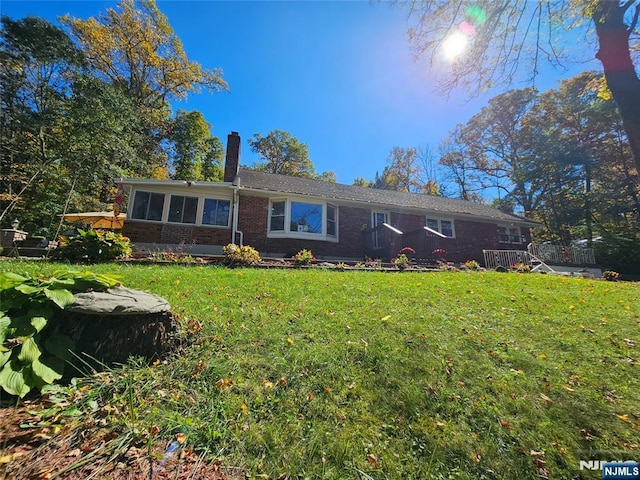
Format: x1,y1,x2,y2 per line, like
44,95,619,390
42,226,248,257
497,226,521,243
426,218,455,238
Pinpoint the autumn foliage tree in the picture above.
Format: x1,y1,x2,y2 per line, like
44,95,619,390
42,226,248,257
405,0,640,178
62,0,228,169
248,130,336,182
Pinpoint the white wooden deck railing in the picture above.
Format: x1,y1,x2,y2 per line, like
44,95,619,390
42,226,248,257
482,250,532,270
527,243,595,265
483,243,596,270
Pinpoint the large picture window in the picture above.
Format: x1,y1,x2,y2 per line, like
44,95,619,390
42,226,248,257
168,195,198,224
131,191,165,221
268,199,337,240
290,202,322,233
202,198,230,226
426,218,455,238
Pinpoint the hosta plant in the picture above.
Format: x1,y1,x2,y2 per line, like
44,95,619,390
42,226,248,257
0,269,120,397
54,228,132,262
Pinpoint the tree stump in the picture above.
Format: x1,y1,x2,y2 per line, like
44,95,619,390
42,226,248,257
54,287,181,371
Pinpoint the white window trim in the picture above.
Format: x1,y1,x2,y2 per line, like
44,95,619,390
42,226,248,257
128,189,232,228
267,197,338,242
425,217,456,238
497,224,522,244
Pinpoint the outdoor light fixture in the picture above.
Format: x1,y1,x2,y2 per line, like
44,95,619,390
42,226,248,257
11,219,19,230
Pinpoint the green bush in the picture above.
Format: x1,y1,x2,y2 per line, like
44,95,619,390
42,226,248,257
223,243,261,266
594,234,640,275
54,228,132,262
0,269,121,397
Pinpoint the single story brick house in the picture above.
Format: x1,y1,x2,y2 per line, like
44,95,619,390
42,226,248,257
120,132,539,263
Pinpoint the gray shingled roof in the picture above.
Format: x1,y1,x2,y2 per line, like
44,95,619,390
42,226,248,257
235,169,538,226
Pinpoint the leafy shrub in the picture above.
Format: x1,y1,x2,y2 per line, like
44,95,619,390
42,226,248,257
0,269,121,397
293,249,315,265
223,243,261,266
54,228,132,262
602,270,620,282
593,234,640,275
392,247,415,270
464,259,480,270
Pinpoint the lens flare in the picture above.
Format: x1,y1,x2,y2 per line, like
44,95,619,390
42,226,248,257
442,32,468,61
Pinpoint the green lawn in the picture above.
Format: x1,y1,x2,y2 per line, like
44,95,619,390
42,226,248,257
1,260,639,479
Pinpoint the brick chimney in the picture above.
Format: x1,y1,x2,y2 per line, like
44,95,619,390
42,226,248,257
224,131,241,182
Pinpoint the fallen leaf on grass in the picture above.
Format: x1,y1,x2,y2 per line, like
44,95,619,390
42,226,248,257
215,378,234,389
366,453,378,468
499,420,513,429
436,421,446,429
616,414,631,423
540,393,553,403
0,452,25,463
472,449,481,463
276,378,287,387
241,403,248,414
263,380,274,389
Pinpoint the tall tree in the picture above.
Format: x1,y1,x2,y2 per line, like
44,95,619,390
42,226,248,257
62,0,228,168
169,109,223,181
0,15,84,228
249,129,335,181
405,0,640,177
458,88,542,214
374,147,420,192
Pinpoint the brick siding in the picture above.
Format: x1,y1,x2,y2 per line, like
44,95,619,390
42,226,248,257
123,197,530,262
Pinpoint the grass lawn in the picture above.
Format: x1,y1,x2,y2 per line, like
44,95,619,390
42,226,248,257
1,260,639,479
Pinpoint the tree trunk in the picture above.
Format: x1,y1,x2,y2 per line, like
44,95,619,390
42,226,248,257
593,1,640,177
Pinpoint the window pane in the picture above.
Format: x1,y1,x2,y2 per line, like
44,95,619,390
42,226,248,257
271,216,284,231
183,197,198,223
215,200,230,226
148,193,165,221
168,196,184,223
291,202,322,233
131,191,150,220
441,220,453,237
426,218,439,230
327,205,335,221
271,201,285,216
202,198,217,225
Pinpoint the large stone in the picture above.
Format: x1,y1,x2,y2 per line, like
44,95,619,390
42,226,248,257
67,286,170,315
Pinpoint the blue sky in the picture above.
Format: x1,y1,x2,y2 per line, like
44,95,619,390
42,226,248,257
2,0,600,185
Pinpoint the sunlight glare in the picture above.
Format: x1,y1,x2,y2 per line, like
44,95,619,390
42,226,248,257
442,32,468,61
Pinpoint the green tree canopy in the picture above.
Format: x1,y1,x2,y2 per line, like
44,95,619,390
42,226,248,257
169,110,223,182
248,129,335,182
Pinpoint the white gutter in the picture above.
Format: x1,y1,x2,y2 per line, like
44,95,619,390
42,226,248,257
231,178,243,246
